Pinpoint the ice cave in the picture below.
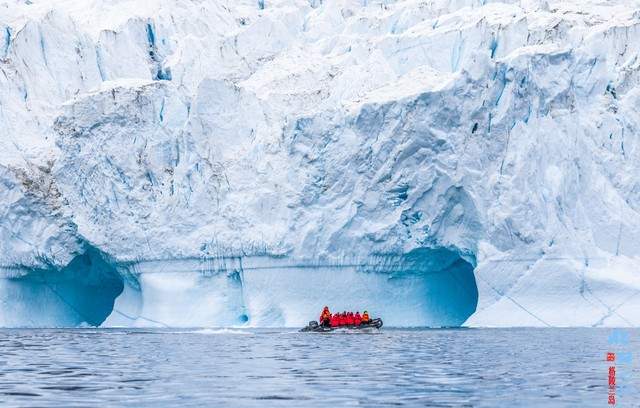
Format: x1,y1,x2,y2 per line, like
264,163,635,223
0,247,123,327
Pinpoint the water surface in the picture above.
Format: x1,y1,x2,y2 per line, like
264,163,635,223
0,328,636,407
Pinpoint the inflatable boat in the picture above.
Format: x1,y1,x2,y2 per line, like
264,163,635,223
300,318,383,332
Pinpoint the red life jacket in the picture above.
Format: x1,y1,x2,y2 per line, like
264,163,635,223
354,313,362,326
339,314,347,326
347,313,355,325
330,314,339,327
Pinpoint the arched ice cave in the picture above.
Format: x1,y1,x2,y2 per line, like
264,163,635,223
0,247,123,327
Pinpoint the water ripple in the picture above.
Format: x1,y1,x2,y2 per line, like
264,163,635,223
0,328,636,407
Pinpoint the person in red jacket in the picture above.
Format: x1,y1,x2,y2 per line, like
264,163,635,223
347,312,355,326
340,311,347,326
330,313,340,327
319,306,331,327
354,311,362,326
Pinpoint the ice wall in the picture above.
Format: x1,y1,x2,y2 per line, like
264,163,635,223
1,0,640,327
104,250,477,327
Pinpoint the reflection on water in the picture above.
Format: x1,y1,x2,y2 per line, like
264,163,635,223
0,328,636,407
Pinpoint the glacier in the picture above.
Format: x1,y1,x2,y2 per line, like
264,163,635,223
1,0,640,327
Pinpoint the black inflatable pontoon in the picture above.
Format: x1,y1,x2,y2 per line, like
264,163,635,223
300,318,383,332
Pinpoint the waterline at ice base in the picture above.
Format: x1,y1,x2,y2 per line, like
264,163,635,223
2,0,640,329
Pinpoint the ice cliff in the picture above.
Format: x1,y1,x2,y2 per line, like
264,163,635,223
1,0,639,327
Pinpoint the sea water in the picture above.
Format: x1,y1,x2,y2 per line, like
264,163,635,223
0,328,637,407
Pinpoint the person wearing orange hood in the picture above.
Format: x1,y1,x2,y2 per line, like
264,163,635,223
319,306,331,327
362,310,370,324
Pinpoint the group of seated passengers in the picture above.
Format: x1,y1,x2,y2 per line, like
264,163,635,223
319,306,370,328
